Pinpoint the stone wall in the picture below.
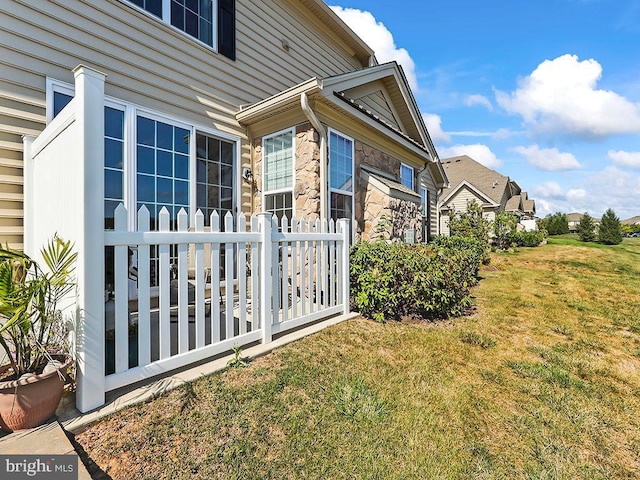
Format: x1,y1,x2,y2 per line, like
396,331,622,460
252,129,423,242
251,123,321,220
294,124,321,220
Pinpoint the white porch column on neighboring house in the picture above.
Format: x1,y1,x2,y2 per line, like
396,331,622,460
73,65,107,413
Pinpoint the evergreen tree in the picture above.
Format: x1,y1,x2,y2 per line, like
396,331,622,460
598,208,622,245
577,212,596,242
538,212,569,235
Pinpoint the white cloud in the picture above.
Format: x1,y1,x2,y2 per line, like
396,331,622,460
608,150,640,169
495,54,640,139
422,113,451,143
566,189,587,201
511,145,582,171
532,181,566,199
464,94,493,111
330,6,418,90
438,144,502,169
531,167,640,218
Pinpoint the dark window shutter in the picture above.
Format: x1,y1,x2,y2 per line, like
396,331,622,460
218,0,235,60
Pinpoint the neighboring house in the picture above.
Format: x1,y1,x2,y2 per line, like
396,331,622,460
567,213,583,232
437,155,537,235
567,212,600,232
1,0,446,412
1,0,446,250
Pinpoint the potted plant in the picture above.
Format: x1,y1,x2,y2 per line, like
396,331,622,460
0,236,77,432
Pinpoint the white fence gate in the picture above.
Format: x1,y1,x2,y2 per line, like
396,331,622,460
103,204,350,392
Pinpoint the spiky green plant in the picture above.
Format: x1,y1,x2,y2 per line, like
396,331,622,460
0,236,76,378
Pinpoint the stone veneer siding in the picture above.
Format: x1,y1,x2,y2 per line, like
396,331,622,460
354,140,422,243
253,126,422,241
252,123,321,221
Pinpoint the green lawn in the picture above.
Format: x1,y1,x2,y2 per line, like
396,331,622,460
75,239,640,479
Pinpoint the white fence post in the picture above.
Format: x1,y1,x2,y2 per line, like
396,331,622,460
258,213,273,344
74,65,107,413
337,219,350,315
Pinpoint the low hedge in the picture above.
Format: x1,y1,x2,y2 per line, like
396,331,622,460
349,236,484,322
514,230,546,247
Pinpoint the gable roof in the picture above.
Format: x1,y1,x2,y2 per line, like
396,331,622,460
236,62,446,186
439,155,520,206
439,179,500,209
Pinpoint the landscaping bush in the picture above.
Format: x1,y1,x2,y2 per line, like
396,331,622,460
514,230,546,247
350,237,484,321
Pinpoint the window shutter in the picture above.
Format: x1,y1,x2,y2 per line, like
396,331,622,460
218,0,236,60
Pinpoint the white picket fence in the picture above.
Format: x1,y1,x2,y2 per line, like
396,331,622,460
103,204,350,392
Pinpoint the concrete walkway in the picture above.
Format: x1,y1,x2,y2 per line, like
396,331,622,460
0,419,92,479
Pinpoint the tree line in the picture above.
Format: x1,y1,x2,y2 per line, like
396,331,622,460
537,209,623,245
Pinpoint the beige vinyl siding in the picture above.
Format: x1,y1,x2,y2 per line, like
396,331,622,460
0,0,367,247
445,186,484,213
355,91,400,130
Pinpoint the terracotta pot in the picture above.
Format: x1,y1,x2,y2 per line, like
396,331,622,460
0,355,72,432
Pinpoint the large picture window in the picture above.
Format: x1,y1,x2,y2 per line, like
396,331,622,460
136,115,191,228
329,130,354,236
263,129,294,222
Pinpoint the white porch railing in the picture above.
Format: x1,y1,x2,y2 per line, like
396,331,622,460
24,65,350,413
103,205,350,393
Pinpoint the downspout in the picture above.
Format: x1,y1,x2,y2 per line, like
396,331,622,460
301,92,327,221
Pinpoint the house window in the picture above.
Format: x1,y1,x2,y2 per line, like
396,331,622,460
124,0,235,59
329,130,354,235
105,106,125,230
401,163,414,190
263,129,294,222
136,115,191,228
196,133,235,223
53,92,73,118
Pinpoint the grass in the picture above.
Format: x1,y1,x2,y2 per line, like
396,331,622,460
75,238,640,479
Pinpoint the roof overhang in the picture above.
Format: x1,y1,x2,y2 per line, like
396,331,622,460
236,63,447,183
296,0,375,66
438,180,500,209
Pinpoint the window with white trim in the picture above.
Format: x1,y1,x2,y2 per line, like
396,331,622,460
262,129,294,222
329,130,354,235
48,80,240,286
125,0,236,59
401,163,414,190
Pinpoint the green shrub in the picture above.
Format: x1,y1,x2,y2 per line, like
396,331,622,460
514,230,546,247
349,237,484,321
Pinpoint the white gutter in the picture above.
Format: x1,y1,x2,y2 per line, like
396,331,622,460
301,92,328,221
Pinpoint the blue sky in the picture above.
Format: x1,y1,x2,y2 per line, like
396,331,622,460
330,1,640,219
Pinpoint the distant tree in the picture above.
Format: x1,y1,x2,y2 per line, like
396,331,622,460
577,212,596,242
493,211,518,250
538,212,569,235
598,209,622,245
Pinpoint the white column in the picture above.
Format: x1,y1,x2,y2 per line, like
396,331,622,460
258,213,273,344
22,135,36,255
337,219,350,315
73,65,107,413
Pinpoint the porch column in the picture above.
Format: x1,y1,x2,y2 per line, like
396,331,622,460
73,65,107,413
